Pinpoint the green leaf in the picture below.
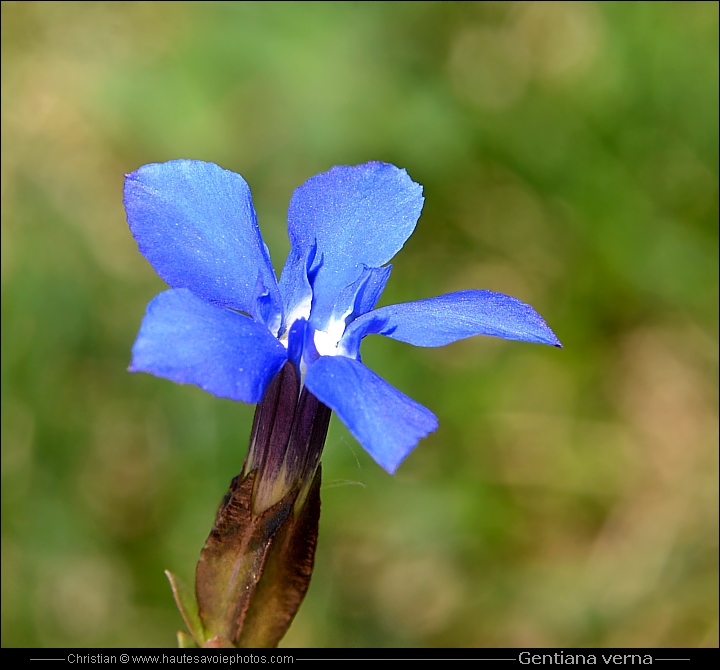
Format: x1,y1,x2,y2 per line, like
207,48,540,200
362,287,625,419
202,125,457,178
176,631,198,648
165,570,206,647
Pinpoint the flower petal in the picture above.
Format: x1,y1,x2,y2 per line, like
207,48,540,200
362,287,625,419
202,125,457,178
304,356,438,474
333,264,393,326
278,243,315,334
341,290,562,356
124,160,282,322
315,265,393,347
279,162,423,331
130,289,287,403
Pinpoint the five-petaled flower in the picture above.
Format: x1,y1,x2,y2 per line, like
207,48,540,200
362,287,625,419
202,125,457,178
125,160,561,474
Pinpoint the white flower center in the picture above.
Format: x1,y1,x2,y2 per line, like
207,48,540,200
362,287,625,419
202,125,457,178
278,295,313,349
284,296,312,333
313,316,347,357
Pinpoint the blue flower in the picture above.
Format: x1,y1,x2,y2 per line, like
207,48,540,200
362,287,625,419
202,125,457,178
125,160,561,474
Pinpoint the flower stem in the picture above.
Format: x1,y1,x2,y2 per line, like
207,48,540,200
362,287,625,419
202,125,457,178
173,362,331,648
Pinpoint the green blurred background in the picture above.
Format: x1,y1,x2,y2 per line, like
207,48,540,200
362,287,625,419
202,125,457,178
2,1,717,648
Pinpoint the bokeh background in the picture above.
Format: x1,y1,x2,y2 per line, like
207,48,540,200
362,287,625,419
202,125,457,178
2,1,717,648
